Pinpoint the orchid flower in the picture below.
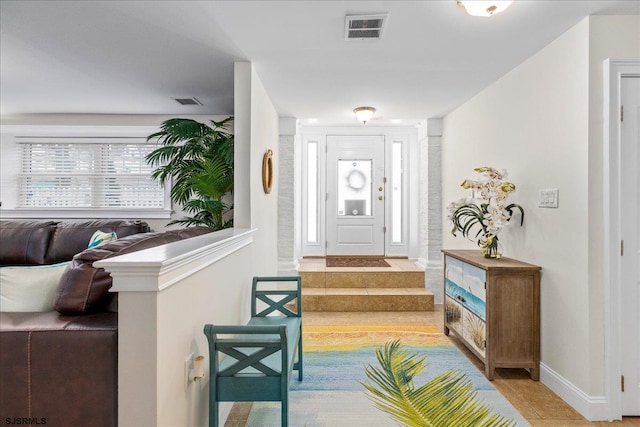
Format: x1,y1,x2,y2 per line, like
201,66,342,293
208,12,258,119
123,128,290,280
448,167,524,258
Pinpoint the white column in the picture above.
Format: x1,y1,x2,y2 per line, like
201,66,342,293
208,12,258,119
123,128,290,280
418,118,444,303
278,117,300,275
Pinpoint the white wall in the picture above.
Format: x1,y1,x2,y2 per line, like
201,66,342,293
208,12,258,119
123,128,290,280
0,114,228,230
234,62,280,276
97,229,256,427
441,16,639,419
154,237,254,427
444,16,591,391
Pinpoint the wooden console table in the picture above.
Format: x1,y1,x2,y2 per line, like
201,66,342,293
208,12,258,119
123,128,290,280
442,249,541,380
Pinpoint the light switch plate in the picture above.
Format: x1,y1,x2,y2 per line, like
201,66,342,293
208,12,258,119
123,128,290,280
538,189,559,208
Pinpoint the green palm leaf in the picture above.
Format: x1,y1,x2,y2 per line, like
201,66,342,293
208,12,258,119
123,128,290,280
146,117,234,230
362,340,515,427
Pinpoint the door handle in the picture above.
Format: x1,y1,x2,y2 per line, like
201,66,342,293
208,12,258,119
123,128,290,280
378,195,383,200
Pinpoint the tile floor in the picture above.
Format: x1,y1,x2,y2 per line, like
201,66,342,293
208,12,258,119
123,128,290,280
224,308,640,427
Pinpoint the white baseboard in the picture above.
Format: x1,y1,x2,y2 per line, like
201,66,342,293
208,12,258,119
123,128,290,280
278,258,300,275
540,362,611,421
423,261,444,304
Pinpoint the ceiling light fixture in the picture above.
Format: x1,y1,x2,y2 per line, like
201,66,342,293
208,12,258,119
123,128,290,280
457,1,514,17
353,106,376,124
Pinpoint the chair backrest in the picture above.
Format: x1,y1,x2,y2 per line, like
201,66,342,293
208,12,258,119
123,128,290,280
251,276,302,318
203,324,288,377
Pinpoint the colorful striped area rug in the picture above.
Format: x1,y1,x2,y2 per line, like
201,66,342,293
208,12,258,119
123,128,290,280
246,324,530,426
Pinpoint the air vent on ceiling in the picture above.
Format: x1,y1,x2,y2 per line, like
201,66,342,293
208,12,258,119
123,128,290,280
345,14,387,40
173,97,203,106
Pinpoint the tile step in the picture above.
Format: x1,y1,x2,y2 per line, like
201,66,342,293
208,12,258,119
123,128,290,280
302,288,434,312
299,271,425,289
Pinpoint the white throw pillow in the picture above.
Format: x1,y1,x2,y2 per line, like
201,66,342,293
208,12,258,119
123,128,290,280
87,230,117,249
0,262,71,312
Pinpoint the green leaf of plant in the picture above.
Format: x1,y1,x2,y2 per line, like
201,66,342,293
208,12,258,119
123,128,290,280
362,340,515,427
146,117,234,230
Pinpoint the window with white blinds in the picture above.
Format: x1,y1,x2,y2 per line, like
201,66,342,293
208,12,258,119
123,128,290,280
17,138,166,210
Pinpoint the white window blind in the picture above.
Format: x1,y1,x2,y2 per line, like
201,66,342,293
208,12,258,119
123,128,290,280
17,138,165,209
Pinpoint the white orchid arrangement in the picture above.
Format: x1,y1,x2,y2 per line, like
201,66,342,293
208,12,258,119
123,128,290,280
447,167,524,258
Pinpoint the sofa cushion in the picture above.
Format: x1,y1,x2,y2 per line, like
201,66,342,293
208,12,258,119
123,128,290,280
87,230,118,249
0,311,117,427
54,227,212,315
0,220,58,266
0,262,71,312
45,219,150,264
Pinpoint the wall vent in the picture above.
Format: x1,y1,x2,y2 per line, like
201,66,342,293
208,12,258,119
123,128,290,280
173,97,203,106
345,14,387,40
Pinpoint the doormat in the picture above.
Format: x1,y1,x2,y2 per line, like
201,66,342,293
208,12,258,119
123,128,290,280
326,257,390,268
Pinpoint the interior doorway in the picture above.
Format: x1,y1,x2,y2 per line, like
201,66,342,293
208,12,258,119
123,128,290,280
604,59,640,420
620,75,639,416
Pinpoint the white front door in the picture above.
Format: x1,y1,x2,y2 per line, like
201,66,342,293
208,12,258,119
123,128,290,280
621,76,640,415
326,135,385,255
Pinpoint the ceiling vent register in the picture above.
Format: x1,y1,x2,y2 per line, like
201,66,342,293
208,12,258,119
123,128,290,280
173,97,203,106
345,14,387,40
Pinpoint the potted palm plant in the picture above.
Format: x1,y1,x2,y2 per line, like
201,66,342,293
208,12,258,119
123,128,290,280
146,117,234,230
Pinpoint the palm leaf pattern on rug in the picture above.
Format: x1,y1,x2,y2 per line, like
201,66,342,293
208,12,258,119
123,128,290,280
362,340,515,427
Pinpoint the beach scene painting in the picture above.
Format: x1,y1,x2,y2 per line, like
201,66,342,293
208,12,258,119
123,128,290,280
445,256,488,357
445,256,486,319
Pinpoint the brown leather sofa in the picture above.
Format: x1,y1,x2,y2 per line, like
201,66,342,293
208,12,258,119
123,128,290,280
0,220,212,427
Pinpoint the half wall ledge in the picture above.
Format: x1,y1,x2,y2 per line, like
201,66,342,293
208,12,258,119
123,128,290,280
95,228,257,293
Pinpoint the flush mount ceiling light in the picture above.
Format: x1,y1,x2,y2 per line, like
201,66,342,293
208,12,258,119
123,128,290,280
353,106,376,124
457,1,514,17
